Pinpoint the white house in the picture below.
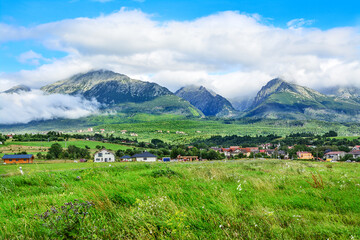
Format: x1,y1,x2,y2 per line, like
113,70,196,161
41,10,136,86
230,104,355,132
324,151,346,161
94,149,115,162
132,152,157,162
349,150,360,159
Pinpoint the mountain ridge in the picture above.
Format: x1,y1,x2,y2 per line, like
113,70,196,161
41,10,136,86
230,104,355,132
41,70,173,104
175,85,236,117
3,85,31,94
245,78,360,121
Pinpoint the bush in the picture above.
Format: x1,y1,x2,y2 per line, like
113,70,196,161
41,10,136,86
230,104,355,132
35,200,93,239
151,168,178,178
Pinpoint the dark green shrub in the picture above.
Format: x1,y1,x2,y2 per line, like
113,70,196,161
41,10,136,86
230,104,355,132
35,200,93,239
151,168,178,178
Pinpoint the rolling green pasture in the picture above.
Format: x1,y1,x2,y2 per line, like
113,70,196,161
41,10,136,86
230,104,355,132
0,140,134,158
0,160,359,239
330,136,360,140
2,140,132,150
3,113,360,143
93,118,360,143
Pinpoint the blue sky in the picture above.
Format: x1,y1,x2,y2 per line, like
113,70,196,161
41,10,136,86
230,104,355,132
1,0,360,72
1,0,360,93
2,0,360,28
1,0,360,124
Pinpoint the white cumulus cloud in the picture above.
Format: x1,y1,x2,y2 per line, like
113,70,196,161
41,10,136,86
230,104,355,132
0,90,100,124
1,9,360,104
17,50,50,66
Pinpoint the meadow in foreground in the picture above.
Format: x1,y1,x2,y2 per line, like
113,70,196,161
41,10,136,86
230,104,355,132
0,160,359,239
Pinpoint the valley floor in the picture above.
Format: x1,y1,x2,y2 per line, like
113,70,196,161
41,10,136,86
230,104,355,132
1,160,359,239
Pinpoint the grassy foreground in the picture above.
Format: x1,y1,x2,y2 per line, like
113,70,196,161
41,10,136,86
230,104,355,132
1,160,359,239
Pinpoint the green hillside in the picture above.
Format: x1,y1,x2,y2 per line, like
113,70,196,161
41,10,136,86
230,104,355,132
246,78,360,121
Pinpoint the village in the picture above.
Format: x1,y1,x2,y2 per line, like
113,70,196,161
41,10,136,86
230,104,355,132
2,134,360,164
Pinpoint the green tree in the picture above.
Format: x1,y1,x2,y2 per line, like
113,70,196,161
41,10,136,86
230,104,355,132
48,143,63,159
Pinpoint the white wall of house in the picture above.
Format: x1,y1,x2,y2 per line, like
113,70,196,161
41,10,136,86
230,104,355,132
135,157,157,162
324,152,345,161
94,149,115,162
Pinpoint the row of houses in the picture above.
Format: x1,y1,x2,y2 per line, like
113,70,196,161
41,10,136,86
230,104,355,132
213,146,289,158
212,145,360,161
2,149,201,164
298,150,360,161
94,149,158,162
94,149,200,163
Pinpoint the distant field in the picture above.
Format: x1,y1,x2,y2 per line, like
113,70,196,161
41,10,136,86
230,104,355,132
330,136,360,140
92,118,360,143
0,161,112,175
3,140,132,150
0,160,359,239
0,140,134,158
2,114,360,143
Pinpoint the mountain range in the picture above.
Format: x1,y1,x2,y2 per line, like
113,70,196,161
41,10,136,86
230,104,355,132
3,70,360,124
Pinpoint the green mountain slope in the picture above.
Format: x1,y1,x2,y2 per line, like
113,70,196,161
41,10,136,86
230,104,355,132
246,78,360,121
40,70,203,118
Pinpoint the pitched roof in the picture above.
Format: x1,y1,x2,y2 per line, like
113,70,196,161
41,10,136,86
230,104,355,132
324,151,346,155
349,150,360,154
2,154,33,159
94,149,114,155
120,155,131,159
132,152,157,158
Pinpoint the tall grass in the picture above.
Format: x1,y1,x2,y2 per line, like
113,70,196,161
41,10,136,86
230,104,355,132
0,160,359,239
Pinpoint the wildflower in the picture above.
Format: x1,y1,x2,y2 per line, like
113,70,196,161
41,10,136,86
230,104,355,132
219,225,223,228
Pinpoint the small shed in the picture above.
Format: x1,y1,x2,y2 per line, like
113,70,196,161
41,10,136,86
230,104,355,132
120,155,132,162
2,154,34,164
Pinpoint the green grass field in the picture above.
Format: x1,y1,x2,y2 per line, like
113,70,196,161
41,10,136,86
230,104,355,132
0,140,134,158
1,160,359,239
5,140,132,151
92,118,360,143
3,114,360,143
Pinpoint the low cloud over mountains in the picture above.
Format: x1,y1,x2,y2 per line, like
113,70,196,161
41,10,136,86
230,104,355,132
0,90,100,124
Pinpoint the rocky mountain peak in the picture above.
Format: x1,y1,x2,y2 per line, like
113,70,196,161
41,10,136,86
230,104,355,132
175,85,236,117
41,70,172,104
3,85,31,94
